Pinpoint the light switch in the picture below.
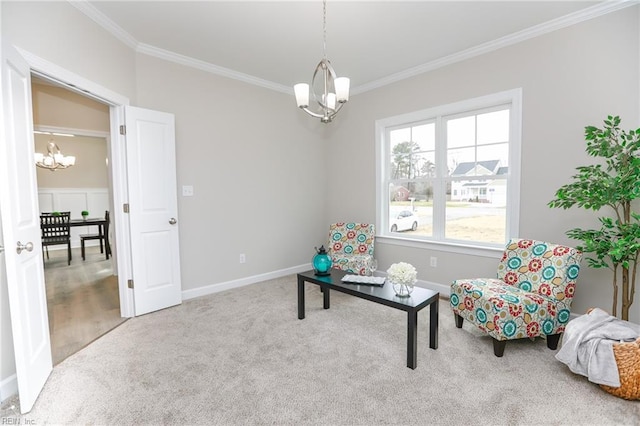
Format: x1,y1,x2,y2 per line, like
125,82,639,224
182,185,194,196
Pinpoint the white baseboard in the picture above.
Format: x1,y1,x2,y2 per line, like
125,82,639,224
183,266,452,301
416,278,451,296
182,264,312,300
0,373,17,403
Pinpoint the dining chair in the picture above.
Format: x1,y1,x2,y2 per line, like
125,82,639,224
40,212,72,265
80,210,111,261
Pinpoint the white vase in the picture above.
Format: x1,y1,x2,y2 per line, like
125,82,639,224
391,280,415,297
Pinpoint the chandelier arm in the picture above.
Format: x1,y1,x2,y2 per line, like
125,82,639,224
35,162,70,171
326,102,344,121
298,106,326,120
293,0,348,124
35,138,75,171
311,59,337,110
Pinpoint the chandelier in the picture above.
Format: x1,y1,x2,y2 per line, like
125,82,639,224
293,0,349,123
34,139,76,171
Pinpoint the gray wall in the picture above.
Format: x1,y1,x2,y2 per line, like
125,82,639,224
326,7,640,323
1,0,327,399
134,54,327,289
1,0,639,402
2,1,136,101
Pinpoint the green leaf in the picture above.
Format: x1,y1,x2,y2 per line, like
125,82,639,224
552,116,640,313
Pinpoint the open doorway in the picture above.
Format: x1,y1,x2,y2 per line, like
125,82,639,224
2,46,181,412
31,77,125,365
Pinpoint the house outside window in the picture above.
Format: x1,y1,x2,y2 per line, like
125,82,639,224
375,89,522,251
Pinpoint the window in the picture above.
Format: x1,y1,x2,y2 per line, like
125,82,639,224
375,89,521,250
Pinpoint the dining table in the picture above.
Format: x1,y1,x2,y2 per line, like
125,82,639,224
69,217,109,259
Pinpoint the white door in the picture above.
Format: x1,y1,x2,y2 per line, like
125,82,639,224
125,106,182,315
0,42,52,413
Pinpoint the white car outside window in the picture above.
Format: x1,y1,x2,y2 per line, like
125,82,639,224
390,210,418,232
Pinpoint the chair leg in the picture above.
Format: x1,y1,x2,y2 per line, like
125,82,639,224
454,313,464,328
99,238,104,254
493,339,507,357
546,333,561,350
104,237,109,260
81,238,86,261
45,246,49,259
67,242,72,265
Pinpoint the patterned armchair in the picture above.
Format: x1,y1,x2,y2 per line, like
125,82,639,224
327,223,375,275
450,238,582,357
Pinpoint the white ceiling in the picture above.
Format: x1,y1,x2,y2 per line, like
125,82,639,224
79,1,627,94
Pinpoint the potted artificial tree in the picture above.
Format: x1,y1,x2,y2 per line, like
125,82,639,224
549,116,640,321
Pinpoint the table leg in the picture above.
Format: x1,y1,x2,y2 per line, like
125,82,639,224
297,276,305,320
99,224,104,254
104,225,111,259
323,285,330,309
407,310,418,369
429,298,439,350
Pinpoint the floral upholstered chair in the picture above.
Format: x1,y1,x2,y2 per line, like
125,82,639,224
450,238,583,357
327,223,375,275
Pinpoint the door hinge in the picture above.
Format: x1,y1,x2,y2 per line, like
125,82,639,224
128,279,134,289
119,125,126,135
123,203,129,213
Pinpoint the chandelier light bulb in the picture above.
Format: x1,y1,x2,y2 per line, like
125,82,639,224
294,83,310,108
334,77,350,103
326,93,336,111
34,139,76,171
293,0,349,123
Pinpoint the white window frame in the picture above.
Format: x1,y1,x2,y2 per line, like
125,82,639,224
375,89,522,257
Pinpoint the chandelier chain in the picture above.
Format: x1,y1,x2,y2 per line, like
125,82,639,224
323,0,327,59
292,0,349,123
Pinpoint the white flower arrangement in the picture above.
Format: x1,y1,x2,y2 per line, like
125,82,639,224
386,262,417,285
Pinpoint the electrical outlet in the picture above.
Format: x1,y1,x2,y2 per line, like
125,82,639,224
239,253,246,264
430,256,437,267
182,185,194,196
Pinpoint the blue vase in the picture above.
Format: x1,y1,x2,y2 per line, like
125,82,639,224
313,245,332,276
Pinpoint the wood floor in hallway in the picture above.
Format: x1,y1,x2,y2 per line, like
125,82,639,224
44,246,127,365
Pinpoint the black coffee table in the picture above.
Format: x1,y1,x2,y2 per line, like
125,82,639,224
297,268,439,369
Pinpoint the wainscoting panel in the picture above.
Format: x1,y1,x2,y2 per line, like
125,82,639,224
38,188,110,247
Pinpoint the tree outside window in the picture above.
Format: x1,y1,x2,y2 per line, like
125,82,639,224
377,90,521,248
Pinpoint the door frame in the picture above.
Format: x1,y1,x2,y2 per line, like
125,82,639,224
18,47,135,317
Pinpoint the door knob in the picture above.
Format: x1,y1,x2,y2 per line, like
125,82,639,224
169,218,177,225
16,241,33,254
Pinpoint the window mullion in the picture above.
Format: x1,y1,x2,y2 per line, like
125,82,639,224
376,88,521,248
433,115,446,240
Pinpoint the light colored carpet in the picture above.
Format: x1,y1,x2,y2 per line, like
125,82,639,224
2,275,638,425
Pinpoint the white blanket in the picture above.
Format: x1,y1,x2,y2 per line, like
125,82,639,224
555,308,640,387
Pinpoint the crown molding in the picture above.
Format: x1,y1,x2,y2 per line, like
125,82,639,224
136,43,292,95
352,0,637,95
69,1,138,50
70,0,637,97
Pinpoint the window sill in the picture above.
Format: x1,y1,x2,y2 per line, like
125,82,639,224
376,235,504,259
